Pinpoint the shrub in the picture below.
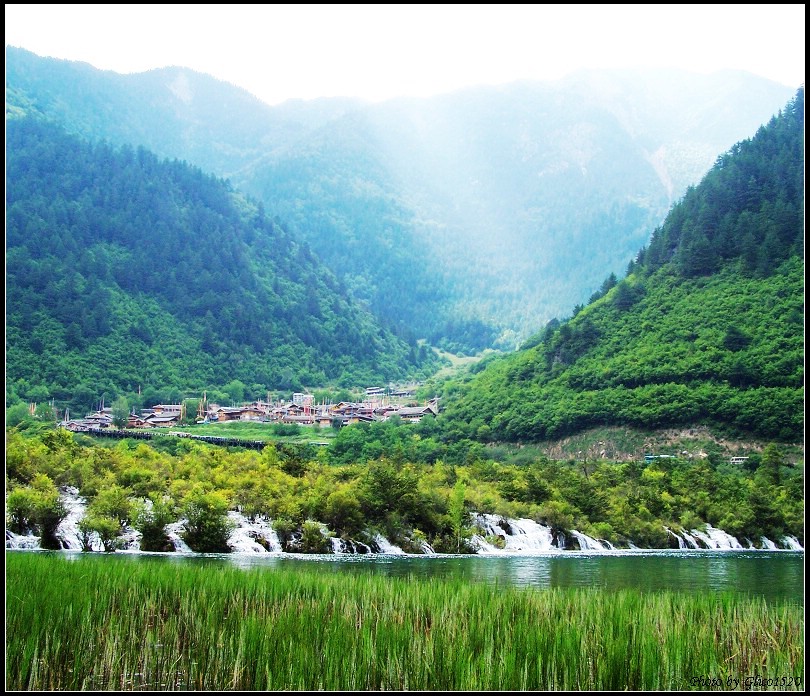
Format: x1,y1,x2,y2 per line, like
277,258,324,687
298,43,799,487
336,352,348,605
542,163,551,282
181,490,234,553
134,495,176,552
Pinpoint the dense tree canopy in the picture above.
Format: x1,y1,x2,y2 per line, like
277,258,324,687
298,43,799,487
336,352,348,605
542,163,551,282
6,116,441,414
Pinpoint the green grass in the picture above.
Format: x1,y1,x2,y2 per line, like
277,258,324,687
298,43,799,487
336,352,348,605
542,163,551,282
165,420,338,445
6,553,804,691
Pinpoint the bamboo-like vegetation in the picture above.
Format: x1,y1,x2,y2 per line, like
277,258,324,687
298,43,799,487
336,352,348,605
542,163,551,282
6,553,804,691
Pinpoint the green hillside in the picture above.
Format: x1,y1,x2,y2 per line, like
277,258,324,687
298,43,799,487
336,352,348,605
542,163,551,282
7,47,794,352
5,116,440,413
436,89,804,444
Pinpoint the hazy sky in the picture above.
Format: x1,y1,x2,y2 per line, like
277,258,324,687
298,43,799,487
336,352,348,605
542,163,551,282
5,4,805,105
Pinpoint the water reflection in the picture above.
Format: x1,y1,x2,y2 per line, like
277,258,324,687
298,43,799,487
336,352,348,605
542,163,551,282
249,551,805,604
15,548,803,605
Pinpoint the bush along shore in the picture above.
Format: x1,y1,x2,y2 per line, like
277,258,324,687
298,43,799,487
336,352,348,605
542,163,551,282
5,425,804,554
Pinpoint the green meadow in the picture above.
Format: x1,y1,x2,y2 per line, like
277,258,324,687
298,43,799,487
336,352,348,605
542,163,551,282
6,553,803,691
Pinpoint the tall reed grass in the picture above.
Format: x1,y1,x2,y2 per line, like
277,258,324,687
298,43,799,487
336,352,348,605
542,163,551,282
6,552,804,691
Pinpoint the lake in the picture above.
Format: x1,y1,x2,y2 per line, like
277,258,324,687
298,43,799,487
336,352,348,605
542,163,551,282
25,548,804,605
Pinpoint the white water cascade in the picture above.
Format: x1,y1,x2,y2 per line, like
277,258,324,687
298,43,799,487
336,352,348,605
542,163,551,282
689,525,744,550
372,534,406,555
5,529,41,549
680,530,702,549
6,492,804,554
227,512,282,553
331,537,376,554
781,535,804,551
470,514,559,553
417,539,437,555
56,487,103,551
570,530,614,551
665,527,701,549
164,521,194,553
665,527,686,549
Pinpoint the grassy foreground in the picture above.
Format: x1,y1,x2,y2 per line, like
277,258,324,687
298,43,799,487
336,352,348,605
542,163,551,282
6,553,804,691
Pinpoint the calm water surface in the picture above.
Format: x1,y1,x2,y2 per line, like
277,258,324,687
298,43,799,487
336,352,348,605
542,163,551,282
41,549,805,605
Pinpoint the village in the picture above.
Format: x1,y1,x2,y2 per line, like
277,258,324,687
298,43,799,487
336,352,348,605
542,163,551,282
61,386,440,433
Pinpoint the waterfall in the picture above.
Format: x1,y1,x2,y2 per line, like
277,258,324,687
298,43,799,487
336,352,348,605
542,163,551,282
469,513,510,553
418,539,437,555
55,487,103,551
372,534,406,554
665,527,686,549
331,537,374,554
226,512,282,553
689,525,744,550
165,521,194,553
5,529,41,550
471,514,557,553
570,530,612,551
781,535,804,551
8,490,800,554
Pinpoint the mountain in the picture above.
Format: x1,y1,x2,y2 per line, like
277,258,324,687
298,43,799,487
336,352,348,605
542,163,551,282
434,89,804,444
5,116,441,413
6,47,796,350
5,46,363,178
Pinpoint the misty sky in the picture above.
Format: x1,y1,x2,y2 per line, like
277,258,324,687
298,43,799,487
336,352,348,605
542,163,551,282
5,4,805,106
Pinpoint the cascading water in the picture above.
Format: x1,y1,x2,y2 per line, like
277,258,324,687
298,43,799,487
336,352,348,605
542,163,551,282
665,527,686,549
781,535,804,551
56,487,102,551
418,539,437,555
6,492,803,554
689,524,744,550
331,537,375,554
5,529,41,550
665,527,702,549
164,521,194,553
470,514,557,553
680,530,702,549
372,534,406,555
570,530,614,551
226,512,282,553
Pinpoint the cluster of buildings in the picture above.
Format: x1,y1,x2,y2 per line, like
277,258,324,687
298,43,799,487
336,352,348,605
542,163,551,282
61,389,439,432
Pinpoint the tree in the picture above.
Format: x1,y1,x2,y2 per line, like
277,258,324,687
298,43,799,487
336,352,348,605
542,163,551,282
223,380,246,404
133,495,176,552
324,487,365,537
5,402,34,429
757,444,784,486
12,474,69,549
723,325,750,352
299,520,332,553
449,479,467,553
79,514,120,552
91,484,134,528
181,489,234,553
111,396,130,428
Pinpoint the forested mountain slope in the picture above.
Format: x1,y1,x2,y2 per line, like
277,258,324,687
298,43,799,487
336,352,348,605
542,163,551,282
7,47,795,350
436,89,804,443
6,117,439,412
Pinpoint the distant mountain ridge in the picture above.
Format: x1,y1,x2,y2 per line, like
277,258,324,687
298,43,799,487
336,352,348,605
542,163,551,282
6,47,795,350
436,89,804,444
